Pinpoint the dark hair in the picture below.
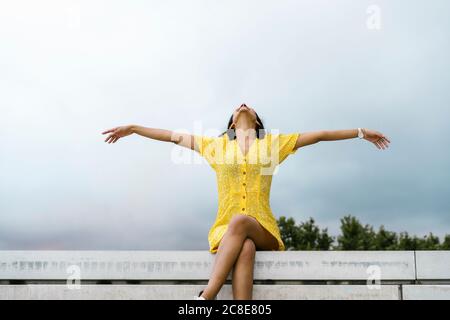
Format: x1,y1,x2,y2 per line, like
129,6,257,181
219,112,266,140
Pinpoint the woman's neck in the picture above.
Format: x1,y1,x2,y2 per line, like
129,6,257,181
235,127,256,140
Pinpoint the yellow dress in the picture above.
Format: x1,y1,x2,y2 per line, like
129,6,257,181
194,132,300,254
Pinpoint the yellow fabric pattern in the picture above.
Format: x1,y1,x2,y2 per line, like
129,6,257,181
194,132,300,254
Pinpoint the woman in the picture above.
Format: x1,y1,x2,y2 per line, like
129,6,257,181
102,103,390,300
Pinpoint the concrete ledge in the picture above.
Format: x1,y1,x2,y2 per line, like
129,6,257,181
402,285,450,300
0,284,401,300
415,251,450,280
2,251,449,299
0,250,416,281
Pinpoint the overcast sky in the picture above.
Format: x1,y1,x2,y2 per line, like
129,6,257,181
1,0,449,250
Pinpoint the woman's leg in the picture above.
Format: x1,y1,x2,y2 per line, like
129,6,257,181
232,238,256,300
201,214,279,300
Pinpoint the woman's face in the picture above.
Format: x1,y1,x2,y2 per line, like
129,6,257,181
232,103,257,127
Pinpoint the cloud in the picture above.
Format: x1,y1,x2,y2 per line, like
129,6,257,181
1,0,449,249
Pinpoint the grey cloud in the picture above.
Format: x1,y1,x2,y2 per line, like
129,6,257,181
1,0,449,249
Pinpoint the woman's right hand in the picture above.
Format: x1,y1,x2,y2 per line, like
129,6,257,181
102,125,134,143
362,128,390,150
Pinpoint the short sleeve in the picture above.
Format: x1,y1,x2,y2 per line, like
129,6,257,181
276,133,300,164
194,135,219,168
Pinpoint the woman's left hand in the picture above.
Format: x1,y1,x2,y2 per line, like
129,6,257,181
362,129,391,150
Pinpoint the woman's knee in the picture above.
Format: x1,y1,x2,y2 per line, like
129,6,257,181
228,214,253,236
239,238,256,260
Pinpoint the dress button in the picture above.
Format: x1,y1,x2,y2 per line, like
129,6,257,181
242,208,245,211
242,195,246,199
243,171,246,175
243,183,246,186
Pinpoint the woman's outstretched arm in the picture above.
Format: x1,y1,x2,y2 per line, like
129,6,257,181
294,128,391,150
102,124,199,151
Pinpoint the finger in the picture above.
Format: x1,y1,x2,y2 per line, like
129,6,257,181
381,139,389,148
383,136,391,143
112,136,119,143
108,135,116,143
105,134,113,143
373,141,381,149
102,128,115,134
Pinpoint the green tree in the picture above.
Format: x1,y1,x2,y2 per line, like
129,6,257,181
296,218,334,250
278,215,450,251
420,232,441,250
278,216,297,250
397,232,420,250
336,215,376,250
374,225,398,250
278,216,333,250
441,235,450,249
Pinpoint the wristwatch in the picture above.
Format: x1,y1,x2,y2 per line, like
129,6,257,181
357,128,365,139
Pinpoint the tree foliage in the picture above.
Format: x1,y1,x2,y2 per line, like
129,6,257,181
278,217,333,250
278,214,449,250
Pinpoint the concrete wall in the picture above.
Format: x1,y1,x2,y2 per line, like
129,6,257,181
0,250,416,280
0,285,401,300
0,251,449,300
